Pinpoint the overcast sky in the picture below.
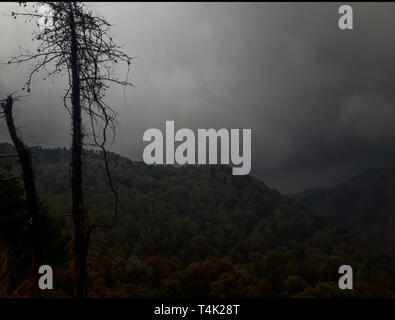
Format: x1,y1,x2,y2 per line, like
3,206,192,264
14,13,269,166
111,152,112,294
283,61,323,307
1,2,395,193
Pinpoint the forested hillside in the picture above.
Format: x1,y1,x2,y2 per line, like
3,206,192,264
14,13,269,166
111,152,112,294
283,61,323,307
1,142,394,297
294,168,395,258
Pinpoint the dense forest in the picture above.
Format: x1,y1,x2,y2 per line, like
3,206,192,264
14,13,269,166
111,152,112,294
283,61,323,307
294,168,395,258
0,142,394,298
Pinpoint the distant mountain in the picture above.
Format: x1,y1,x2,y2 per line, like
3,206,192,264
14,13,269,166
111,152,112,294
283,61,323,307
294,167,395,258
1,142,394,297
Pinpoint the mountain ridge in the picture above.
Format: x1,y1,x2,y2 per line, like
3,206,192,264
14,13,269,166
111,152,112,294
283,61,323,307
1,142,394,297
294,166,395,258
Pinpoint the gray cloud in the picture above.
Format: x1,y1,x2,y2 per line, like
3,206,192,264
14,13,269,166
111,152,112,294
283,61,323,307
1,2,395,192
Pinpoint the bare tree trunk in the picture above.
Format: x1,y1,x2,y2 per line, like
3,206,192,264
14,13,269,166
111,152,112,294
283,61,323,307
69,2,88,298
8,2,133,298
2,95,41,297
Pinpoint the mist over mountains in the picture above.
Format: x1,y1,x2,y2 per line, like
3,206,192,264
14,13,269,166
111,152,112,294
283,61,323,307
2,3,395,193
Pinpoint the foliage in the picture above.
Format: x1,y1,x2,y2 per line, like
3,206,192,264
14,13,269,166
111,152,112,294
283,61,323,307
1,142,394,297
0,156,70,296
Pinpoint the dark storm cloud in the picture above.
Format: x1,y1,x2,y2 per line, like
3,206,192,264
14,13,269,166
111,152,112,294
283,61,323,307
1,2,395,192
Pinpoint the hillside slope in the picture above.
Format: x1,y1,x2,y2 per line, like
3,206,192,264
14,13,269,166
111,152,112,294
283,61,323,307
1,142,394,297
295,167,395,257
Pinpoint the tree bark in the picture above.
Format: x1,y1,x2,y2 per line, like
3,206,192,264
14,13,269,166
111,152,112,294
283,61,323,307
69,2,88,298
2,95,41,297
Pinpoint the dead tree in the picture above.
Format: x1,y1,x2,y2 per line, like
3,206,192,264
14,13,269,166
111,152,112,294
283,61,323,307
8,2,134,297
0,95,41,297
